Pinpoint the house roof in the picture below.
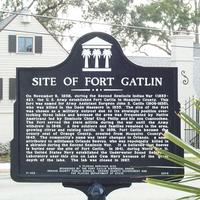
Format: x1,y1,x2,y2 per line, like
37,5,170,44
128,55,200,67
0,14,17,30
127,56,172,67
128,55,200,97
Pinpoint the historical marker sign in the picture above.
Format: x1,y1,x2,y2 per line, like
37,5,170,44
11,32,183,184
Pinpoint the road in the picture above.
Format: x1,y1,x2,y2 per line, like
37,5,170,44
1,172,199,200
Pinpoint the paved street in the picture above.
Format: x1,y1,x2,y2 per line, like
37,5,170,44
1,171,199,200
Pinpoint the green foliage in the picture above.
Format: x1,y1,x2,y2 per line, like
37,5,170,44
146,178,200,195
84,0,149,49
2,0,23,12
0,154,10,162
35,0,82,38
141,0,191,29
0,0,23,20
83,0,199,55
0,142,10,156
1,0,199,54
146,99,200,199
0,142,10,162
0,0,83,41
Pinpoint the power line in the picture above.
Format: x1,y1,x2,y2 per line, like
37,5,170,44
0,9,199,35
1,10,200,51
3,27,80,39
2,27,200,51
0,10,166,32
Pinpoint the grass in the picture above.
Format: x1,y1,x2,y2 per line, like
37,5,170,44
0,154,10,162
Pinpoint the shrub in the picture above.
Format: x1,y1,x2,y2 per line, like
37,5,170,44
145,99,200,199
0,142,10,156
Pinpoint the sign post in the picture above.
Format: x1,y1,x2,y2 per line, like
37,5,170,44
11,32,183,199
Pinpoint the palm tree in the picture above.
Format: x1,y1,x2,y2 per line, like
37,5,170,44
92,49,101,68
103,49,112,68
146,99,200,199
82,49,91,68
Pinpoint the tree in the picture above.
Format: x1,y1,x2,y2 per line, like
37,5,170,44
0,0,83,41
2,0,200,55
82,49,91,68
83,0,197,55
92,49,101,68
103,49,112,68
137,0,192,55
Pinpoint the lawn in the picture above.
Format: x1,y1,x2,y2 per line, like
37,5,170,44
0,154,10,162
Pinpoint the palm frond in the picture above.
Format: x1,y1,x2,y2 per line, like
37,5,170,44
146,178,200,194
164,132,200,158
146,98,200,197
177,112,200,135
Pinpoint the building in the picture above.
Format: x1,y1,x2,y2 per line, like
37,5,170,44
128,34,200,148
0,9,67,143
0,9,199,148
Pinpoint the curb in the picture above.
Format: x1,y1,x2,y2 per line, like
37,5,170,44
0,163,10,173
0,169,9,173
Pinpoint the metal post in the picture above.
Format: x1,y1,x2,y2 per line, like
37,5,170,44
87,183,106,200
63,181,131,200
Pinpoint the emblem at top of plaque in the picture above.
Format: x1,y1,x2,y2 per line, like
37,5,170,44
82,37,112,72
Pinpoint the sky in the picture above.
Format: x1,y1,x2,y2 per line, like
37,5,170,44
62,4,169,57
0,0,193,57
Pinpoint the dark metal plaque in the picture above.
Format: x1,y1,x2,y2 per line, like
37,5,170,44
11,32,183,184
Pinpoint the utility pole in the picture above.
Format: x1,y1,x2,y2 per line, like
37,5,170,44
194,0,200,44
